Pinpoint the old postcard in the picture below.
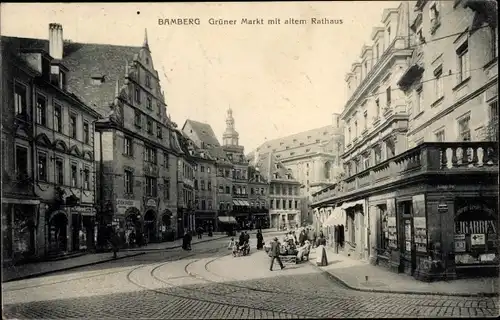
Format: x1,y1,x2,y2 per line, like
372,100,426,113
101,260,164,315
1,1,498,319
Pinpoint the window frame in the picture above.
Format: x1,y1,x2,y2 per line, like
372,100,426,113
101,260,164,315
125,169,134,193
457,43,470,83
35,94,47,126
14,82,28,116
37,151,48,182
69,113,78,139
71,162,78,187
55,157,64,185
54,103,63,133
457,114,471,141
83,121,90,144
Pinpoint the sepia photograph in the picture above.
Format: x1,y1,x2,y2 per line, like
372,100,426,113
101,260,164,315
0,1,498,319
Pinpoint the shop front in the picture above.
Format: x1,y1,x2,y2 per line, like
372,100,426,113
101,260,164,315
2,198,39,262
70,206,96,251
195,211,217,232
453,197,498,277
161,209,175,241
115,198,141,247
47,209,69,254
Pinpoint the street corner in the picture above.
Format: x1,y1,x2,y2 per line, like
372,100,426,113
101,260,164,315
207,248,318,282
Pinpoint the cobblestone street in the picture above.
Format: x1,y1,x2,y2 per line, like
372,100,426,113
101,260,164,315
2,236,498,319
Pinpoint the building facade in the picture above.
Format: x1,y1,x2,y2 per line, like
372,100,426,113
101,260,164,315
247,165,270,229
2,26,100,262
192,144,217,230
91,30,179,244
251,114,344,225
312,0,498,281
251,152,304,230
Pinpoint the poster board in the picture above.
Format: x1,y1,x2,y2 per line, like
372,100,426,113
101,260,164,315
414,217,427,253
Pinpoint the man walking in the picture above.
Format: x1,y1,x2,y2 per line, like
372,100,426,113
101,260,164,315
269,237,285,271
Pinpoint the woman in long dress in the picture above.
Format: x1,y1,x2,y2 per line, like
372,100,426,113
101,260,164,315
316,235,328,266
256,229,264,250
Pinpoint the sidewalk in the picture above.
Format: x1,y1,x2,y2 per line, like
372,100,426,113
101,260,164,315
309,246,498,297
2,251,145,283
122,234,227,251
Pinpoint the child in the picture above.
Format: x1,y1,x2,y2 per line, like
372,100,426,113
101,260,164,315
228,237,235,250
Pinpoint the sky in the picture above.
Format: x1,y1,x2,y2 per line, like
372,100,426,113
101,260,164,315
1,1,399,152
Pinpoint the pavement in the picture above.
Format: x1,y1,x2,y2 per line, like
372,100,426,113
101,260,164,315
308,245,499,297
2,234,228,283
2,236,498,319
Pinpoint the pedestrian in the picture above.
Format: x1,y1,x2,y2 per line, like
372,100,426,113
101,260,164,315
239,231,245,247
208,225,213,237
299,229,306,246
197,226,203,239
269,237,285,271
182,231,192,251
256,229,264,250
109,229,119,259
316,234,328,267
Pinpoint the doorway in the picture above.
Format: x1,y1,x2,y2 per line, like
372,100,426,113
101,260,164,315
49,212,68,253
144,210,157,243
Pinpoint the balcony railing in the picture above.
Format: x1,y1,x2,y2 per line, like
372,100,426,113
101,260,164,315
312,142,498,204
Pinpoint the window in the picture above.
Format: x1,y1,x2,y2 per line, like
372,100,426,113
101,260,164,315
54,104,62,132
458,115,471,141
201,200,206,210
201,166,205,172
55,158,64,185
147,119,153,134
261,188,264,195
488,100,499,141
208,200,212,210
194,180,198,190
375,43,380,62
59,71,66,90
375,98,380,118
457,43,470,82
386,87,391,106
147,96,153,109
71,163,78,187
83,168,90,190
201,180,205,190
135,87,141,103
15,146,28,176
144,145,157,164
164,179,170,200
288,200,292,209
156,123,162,139
435,130,445,142
491,27,498,60
36,95,47,125
83,122,90,144
282,199,286,209
15,83,27,115
415,87,423,114
378,205,389,251
134,110,142,127
124,137,133,156
125,170,133,193
270,199,274,209
294,200,298,209
145,176,157,197
163,152,169,168
276,199,280,209
354,121,358,138
288,186,292,195
429,1,440,30
207,167,211,173
146,75,151,88
69,114,77,139
434,67,443,100
363,112,367,130
363,155,370,170
225,186,230,194
37,153,48,182
208,181,212,190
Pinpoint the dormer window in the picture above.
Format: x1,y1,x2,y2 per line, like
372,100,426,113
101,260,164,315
91,75,105,86
274,173,279,179
59,71,66,90
146,75,151,88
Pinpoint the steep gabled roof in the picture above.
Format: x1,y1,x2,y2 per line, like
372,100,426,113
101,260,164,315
2,36,141,117
183,119,221,147
254,152,300,184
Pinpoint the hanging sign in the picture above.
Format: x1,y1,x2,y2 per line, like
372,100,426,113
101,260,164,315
471,234,486,246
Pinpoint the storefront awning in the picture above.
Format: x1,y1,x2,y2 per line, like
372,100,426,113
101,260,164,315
240,200,250,206
323,206,346,227
2,197,40,205
341,199,365,210
218,216,238,224
232,199,240,206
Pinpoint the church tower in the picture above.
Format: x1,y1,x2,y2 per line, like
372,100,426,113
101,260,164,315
223,108,240,146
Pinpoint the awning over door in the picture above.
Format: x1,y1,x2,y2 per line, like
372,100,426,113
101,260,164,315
240,200,249,206
323,206,346,227
218,216,238,224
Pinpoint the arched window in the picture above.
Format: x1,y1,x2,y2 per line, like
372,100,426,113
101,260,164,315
324,161,332,179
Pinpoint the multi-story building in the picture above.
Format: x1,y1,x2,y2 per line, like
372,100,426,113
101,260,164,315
174,130,196,236
2,26,100,262
251,151,304,230
247,165,270,229
83,29,179,244
192,144,217,230
251,114,344,225
312,0,498,281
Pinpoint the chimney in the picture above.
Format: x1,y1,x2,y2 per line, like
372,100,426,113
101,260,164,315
332,113,341,129
49,23,63,60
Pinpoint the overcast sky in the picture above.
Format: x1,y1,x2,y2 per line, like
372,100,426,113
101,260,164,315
1,1,398,152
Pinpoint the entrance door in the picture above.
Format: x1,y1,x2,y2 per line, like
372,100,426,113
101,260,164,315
49,212,68,253
403,218,416,275
144,210,157,243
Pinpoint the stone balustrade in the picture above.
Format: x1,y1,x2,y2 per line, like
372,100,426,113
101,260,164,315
312,142,498,205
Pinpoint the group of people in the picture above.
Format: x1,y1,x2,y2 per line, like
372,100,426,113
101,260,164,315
227,229,265,256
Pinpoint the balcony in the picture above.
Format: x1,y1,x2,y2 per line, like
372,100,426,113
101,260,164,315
312,142,498,205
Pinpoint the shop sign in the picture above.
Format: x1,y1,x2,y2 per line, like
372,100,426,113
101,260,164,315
455,220,497,235
454,240,466,252
471,234,486,246
71,206,95,216
116,199,140,215
437,204,448,213
146,199,157,207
